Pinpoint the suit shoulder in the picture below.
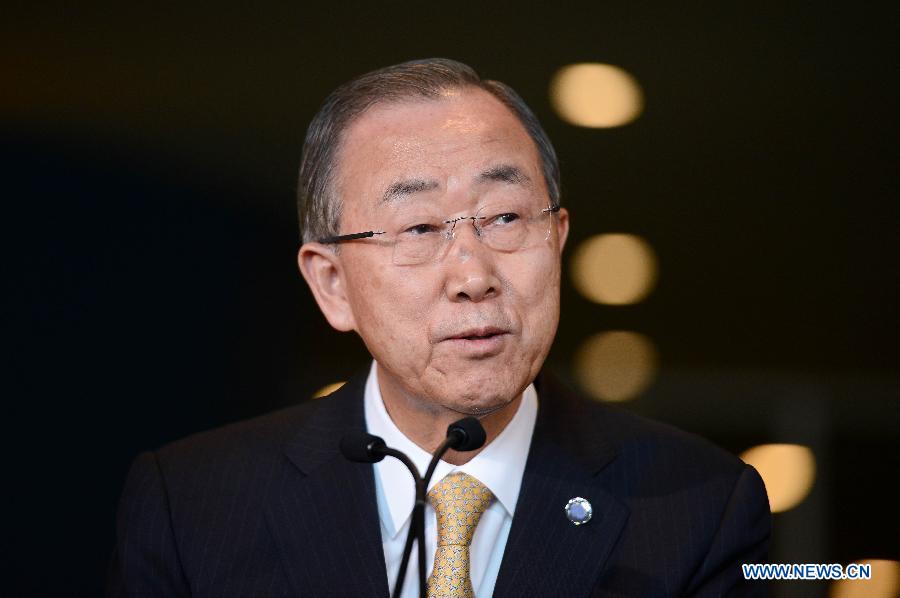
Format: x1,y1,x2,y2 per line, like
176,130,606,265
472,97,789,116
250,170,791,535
586,399,756,504
538,372,747,486
153,398,323,471
595,400,744,475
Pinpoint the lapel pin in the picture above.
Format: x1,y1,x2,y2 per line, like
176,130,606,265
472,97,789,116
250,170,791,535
565,497,593,526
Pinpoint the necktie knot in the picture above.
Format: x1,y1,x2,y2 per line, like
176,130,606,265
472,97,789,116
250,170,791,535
428,472,493,547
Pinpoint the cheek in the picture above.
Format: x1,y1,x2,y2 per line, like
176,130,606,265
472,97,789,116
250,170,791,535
505,253,561,348
508,251,561,310
345,259,439,360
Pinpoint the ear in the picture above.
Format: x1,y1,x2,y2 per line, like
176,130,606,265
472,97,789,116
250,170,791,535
555,207,570,254
297,243,357,332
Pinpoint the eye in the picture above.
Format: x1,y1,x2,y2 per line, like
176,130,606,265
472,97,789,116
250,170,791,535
490,212,520,226
403,223,441,235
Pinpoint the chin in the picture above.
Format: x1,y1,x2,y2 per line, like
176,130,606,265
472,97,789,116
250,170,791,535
420,351,534,414
436,377,521,416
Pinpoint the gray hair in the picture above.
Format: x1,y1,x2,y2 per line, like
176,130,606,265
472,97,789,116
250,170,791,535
297,58,561,243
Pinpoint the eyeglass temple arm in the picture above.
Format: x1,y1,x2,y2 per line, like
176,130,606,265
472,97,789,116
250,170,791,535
317,230,385,244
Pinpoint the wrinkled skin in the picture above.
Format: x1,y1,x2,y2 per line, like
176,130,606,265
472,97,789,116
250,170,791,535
299,88,569,455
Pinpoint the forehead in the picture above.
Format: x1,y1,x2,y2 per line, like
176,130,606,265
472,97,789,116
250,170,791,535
334,88,543,210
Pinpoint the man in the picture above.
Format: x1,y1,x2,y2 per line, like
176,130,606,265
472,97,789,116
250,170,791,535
109,59,770,597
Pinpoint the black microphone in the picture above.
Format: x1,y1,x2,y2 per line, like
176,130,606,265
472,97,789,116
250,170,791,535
340,432,425,598
422,417,487,488
340,432,388,463
446,416,487,452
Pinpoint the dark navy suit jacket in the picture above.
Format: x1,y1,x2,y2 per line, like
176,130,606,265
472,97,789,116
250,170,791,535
108,370,771,597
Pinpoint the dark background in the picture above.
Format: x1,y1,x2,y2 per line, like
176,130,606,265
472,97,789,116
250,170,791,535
3,2,897,596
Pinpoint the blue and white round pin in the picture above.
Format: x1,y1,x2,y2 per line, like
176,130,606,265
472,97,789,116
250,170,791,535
565,497,593,525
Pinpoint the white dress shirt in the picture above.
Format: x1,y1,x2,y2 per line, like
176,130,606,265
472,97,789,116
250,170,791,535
364,360,538,598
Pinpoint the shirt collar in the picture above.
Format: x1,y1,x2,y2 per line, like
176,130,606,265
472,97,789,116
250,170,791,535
364,360,537,539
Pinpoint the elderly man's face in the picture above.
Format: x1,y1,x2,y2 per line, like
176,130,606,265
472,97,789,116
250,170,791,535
315,88,568,416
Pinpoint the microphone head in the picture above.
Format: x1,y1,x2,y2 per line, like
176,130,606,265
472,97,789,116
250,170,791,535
340,432,387,463
447,417,487,452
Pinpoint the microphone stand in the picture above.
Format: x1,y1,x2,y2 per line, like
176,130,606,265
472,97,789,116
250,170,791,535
385,448,423,598
343,419,485,598
396,436,455,598
398,421,482,598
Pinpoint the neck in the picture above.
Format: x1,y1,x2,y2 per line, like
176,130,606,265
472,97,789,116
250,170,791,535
377,368,522,466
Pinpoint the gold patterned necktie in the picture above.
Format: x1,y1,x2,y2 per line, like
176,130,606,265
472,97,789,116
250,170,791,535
426,472,494,598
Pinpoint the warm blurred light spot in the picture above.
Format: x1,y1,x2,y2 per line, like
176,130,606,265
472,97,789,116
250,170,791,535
574,331,658,401
831,560,900,598
570,233,658,305
313,381,345,399
740,444,816,513
550,63,643,128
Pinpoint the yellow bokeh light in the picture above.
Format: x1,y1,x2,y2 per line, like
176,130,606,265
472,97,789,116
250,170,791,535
739,444,816,513
570,233,658,305
574,331,658,401
550,63,644,128
831,560,900,598
313,381,345,399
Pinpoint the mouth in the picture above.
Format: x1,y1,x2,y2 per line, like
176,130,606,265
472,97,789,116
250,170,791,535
446,326,508,341
442,327,510,357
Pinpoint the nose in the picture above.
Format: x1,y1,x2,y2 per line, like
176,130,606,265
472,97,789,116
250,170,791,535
443,221,499,303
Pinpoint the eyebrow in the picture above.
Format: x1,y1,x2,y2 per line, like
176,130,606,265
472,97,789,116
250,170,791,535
381,178,440,203
379,164,531,204
478,164,532,187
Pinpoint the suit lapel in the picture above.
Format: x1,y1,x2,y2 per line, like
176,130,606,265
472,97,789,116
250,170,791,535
494,374,630,598
264,372,390,597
